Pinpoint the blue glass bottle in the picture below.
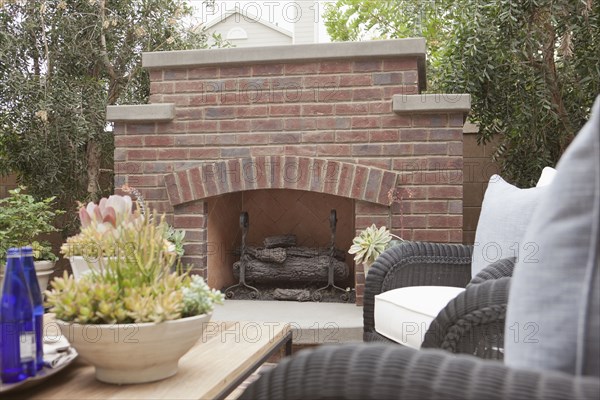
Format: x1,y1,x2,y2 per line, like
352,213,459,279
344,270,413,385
21,246,44,371
1,248,36,383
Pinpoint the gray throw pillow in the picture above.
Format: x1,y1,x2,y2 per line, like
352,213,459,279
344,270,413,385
471,175,547,277
505,95,600,377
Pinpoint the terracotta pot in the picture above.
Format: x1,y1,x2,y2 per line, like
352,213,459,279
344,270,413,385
56,313,212,384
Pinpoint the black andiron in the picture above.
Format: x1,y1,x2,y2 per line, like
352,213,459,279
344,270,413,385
224,210,349,302
224,212,260,299
312,210,349,302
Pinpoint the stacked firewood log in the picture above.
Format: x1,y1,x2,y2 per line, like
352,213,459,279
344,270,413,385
233,234,349,285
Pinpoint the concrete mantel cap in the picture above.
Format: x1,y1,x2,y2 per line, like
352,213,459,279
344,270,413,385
142,38,426,69
393,94,471,114
106,104,175,122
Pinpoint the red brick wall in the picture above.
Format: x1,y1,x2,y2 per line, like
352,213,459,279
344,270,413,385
113,56,465,305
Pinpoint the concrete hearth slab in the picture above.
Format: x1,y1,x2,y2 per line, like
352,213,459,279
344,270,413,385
212,300,363,345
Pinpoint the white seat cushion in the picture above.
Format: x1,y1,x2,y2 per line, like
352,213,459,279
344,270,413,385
374,286,465,349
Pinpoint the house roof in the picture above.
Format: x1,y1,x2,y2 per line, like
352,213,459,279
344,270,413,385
202,6,293,38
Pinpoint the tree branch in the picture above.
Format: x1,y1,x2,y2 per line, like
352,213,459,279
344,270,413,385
527,8,575,152
98,0,117,81
540,21,575,151
39,4,50,77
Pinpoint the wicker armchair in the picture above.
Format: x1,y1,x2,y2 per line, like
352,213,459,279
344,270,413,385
364,241,514,359
241,343,600,400
242,97,600,399
241,243,598,400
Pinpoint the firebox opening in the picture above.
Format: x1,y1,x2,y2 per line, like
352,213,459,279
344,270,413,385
206,189,355,299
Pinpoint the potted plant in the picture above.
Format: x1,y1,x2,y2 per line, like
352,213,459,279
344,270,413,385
60,194,138,279
30,240,59,290
46,195,224,384
348,224,403,275
31,240,59,269
61,189,186,279
0,186,63,288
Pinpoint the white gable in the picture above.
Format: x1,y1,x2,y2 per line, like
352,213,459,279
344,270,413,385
207,11,292,48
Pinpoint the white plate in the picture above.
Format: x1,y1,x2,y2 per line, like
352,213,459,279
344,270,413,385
0,337,78,394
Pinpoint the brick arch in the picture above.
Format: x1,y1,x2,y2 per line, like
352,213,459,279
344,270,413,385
164,156,399,206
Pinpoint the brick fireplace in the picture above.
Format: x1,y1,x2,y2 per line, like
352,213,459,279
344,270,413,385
107,39,470,305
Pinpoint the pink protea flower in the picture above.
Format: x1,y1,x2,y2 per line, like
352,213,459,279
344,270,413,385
78,195,134,229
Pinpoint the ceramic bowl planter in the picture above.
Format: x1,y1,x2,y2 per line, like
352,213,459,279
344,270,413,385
69,256,129,281
50,194,224,385
56,313,212,384
69,256,102,281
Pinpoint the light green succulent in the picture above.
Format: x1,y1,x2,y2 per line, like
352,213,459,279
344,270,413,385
46,207,223,324
167,226,186,259
348,224,402,268
182,275,225,317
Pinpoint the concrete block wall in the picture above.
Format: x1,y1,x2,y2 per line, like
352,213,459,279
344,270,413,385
462,123,501,244
0,174,18,198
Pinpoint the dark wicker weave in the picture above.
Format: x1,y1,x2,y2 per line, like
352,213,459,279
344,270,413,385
422,276,510,359
469,257,516,285
363,242,473,343
364,241,514,359
240,343,600,400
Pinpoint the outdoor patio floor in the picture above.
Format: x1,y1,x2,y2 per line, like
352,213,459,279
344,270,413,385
212,299,363,345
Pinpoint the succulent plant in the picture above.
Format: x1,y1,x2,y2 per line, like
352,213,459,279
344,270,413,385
167,226,186,259
348,224,402,268
78,194,135,229
47,201,223,324
61,191,186,262
60,195,142,258
182,275,224,317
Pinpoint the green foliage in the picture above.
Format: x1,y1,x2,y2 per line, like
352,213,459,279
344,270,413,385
182,275,225,318
348,224,401,267
323,0,449,88
46,206,223,324
166,226,186,259
31,240,58,261
439,0,600,187
0,186,64,260
324,0,600,187
0,1,218,228
46,270,186,324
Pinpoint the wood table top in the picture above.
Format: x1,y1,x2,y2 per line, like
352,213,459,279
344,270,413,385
5,320,291,400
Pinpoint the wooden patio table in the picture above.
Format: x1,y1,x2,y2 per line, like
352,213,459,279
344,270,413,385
6,320,292,400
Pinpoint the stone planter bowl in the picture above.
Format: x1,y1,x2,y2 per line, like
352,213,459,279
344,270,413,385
56,313,212,384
